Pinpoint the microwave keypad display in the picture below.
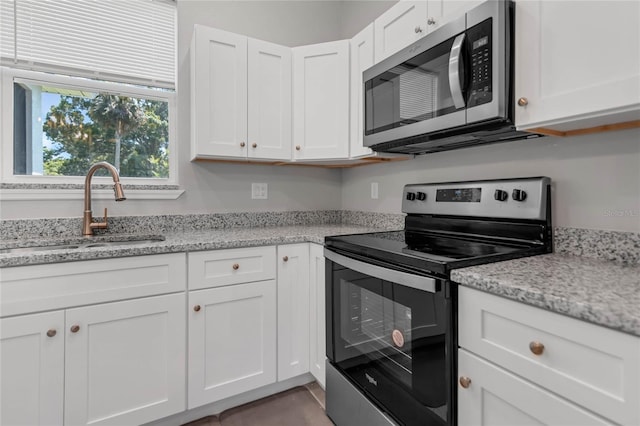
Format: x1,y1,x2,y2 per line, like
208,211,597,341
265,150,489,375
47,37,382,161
468,19,493,107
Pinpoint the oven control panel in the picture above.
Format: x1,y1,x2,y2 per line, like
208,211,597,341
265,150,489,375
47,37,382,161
402,177,550,220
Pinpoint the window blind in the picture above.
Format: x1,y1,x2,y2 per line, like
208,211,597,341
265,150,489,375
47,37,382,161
0,0,176,88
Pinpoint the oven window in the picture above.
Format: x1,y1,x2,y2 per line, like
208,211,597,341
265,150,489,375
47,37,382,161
342,283,414,388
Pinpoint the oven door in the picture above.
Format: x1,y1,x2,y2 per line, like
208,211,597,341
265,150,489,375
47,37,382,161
325,249,452,426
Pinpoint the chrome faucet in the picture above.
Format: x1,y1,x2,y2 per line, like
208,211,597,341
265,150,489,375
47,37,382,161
82,162,126,236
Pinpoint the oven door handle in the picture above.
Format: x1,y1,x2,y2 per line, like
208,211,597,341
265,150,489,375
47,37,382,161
324,249,437,293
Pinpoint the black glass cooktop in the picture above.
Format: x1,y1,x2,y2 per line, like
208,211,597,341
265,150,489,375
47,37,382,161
325,230,543,276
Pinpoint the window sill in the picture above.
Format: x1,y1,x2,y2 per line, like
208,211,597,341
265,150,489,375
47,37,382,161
0,184,184,201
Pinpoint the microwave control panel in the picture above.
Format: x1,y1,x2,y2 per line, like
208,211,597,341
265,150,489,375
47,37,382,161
467,18,493,107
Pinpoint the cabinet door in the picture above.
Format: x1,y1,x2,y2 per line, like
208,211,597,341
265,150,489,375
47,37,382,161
515,1,640,131
247,38,292,160
277,244,310,381
191,25,248,159
458,349,612,426
308,243,326,388
350,24,375,159
374,1,428,62
188,280,277,408
292,40,349,160
439,0,482,28
64,294,186,426
1,311,64,426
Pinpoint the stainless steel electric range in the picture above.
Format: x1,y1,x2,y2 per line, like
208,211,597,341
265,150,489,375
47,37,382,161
324,177,552,426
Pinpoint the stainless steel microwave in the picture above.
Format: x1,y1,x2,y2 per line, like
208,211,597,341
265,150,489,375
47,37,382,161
363,0,542,155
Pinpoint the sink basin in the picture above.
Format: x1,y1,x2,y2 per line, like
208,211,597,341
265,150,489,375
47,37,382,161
83,237,165,248
0,235,165,254
0,244,82,254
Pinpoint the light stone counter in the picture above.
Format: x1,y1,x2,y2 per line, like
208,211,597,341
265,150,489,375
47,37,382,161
451,253,640,337
0,225,388,268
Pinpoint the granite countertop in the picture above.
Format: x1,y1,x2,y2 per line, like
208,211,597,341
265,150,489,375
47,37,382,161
451,253,640,337
3,222,639,338
0,224,386,268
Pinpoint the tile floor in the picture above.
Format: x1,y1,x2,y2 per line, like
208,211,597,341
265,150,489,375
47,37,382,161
185,383,331,426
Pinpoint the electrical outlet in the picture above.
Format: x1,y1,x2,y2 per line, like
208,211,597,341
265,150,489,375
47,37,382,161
251,183,268,199
371,182,379,199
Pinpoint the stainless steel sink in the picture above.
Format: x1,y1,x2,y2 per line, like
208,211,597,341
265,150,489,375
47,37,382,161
0,244,82,254
0,235,165,254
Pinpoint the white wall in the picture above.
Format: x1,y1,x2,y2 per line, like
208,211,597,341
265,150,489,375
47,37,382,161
342,129,640,232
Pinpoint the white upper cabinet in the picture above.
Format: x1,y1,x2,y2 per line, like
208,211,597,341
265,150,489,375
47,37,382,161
247,38,292,160
293,40,350,160
350,24,375,159
439,0,482,26
373,1,483,63
191,26,292,160
515,1,640,133
374,1,429,62
191,26,247,159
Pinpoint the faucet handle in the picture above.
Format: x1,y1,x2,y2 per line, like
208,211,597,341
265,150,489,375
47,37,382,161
89,208,109,231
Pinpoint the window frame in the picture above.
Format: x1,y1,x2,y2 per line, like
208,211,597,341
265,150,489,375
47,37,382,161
0,67,178,186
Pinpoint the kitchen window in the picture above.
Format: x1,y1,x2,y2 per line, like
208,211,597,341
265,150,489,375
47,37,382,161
2,69,176,183
0,0,177,187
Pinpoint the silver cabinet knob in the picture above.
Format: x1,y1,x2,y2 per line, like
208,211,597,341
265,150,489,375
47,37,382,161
517,97,529,107
415,26,423,33
427,17,436,25
240,142,246,148
251,143,257,148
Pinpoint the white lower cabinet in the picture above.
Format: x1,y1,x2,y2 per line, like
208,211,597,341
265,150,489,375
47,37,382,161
1,311,65,426
0,293,185,426
308,243,326,387
187,280,277,408
65,294,186,426
0,254,187,426
458,286,640,425
276,244,310,381
458,349,612,426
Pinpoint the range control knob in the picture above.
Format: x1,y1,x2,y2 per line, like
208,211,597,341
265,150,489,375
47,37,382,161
494,189,508,202
512,189,527,202
406,192,416,201
416,192,427,201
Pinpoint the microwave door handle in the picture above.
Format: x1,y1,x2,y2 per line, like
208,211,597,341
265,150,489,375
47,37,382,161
449,33,466,109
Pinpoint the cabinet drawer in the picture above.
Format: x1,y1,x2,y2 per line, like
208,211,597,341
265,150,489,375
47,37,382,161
458,286,640,426
188,246,276,290
458,349,612,426
0,253,187,317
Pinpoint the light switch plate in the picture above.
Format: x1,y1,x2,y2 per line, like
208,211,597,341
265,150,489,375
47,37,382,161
252,183,268,199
